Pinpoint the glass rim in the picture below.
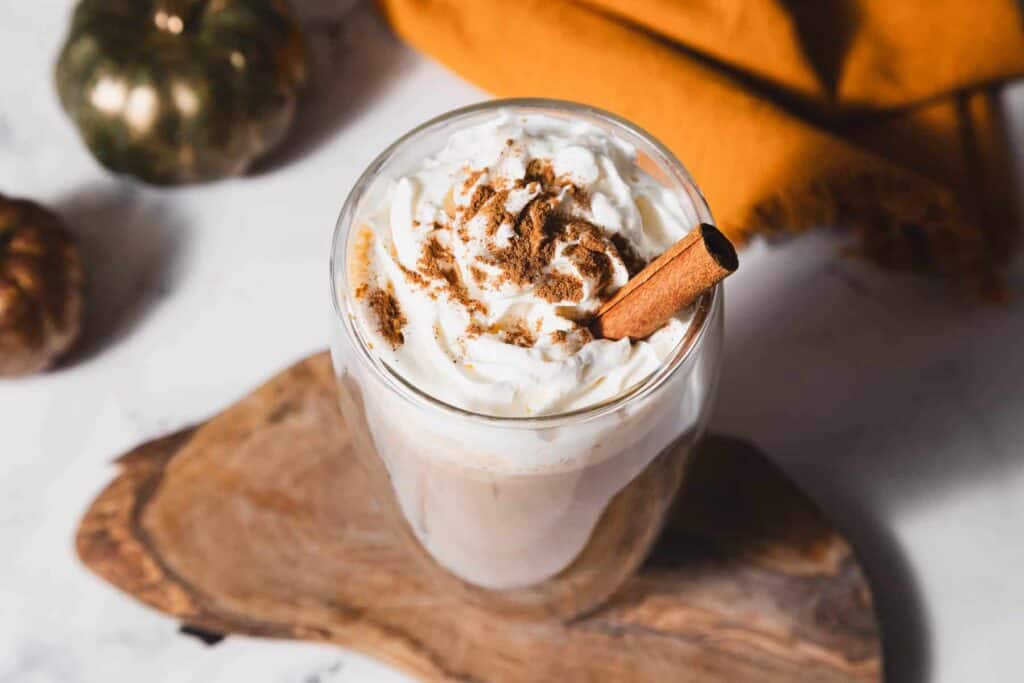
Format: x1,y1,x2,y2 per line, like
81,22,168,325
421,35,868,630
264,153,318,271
330,97,720,429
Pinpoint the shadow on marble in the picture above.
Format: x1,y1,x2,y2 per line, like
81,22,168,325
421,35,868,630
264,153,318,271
707,238,1024,682
55,184,188,366
717,241,1024,498
254,0,417,174
804,467,931,683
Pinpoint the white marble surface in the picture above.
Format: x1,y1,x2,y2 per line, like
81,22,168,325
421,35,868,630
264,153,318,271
1,2,1022,681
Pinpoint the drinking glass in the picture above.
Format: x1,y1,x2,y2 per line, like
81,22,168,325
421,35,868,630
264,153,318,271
329,99,724,619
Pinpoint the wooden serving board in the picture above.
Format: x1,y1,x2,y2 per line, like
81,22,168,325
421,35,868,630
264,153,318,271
76,352,881,682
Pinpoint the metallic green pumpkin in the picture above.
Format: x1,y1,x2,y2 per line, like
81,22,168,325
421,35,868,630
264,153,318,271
56,0,308,184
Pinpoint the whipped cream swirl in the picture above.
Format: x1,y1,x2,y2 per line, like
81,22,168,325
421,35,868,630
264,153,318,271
349,111,698,417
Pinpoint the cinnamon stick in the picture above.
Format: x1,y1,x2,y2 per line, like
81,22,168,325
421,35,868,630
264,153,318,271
592,223,738,341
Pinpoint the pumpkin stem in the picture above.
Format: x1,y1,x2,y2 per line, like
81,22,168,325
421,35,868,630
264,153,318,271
152,0,209,34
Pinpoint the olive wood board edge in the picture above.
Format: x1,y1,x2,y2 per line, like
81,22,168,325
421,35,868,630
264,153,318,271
76,352,882,682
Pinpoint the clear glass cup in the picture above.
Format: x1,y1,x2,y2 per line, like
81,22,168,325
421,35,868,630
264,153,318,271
329,99,724,620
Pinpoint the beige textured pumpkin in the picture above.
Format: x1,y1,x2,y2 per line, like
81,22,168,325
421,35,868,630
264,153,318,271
0,195,85,376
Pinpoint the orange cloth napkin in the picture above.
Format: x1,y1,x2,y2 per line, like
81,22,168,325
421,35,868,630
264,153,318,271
377,0,1024,295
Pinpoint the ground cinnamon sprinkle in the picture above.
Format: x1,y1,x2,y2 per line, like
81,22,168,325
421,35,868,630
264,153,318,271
362,286,406,349
564,220,620,296
525,158,555,187
461,183,512,237
537,271,584,303
488,193,560,285
502,320,536,348
398,262,430,290
523,158,591,206
484,190,512,237
464,184,496,222
374,154,646,349
563,241,611,286
418,235,488,314
567,183,592,210
462,168,486,193
469,265,488,286
549,325,593,351
478,166,642,304
420,235,450,266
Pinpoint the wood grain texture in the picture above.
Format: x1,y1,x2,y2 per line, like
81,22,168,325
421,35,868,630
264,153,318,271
76,352,881,682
